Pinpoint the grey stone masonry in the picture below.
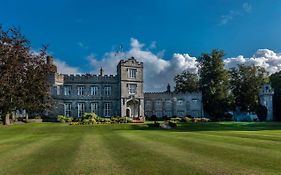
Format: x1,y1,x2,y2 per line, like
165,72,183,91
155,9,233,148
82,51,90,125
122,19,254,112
259,84,274,121
48,57,144,118
144,90,203,118
48,57,203,119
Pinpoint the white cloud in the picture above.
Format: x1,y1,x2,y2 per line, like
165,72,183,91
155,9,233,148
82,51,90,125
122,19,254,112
56,38,281,92
77,42,88,49
220,2,252,25
54,59,80,74
223,49,281,74
87,38,198,92
242,2,252,13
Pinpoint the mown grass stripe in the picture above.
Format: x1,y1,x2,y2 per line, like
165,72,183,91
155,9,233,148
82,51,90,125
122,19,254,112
117,131,254,175
121,130,281,174
100,131,209,175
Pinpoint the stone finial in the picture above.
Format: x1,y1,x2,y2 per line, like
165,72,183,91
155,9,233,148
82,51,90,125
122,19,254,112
99,67,104,76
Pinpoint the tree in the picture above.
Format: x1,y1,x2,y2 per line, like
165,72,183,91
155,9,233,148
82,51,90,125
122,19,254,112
198,50,232,119
22,48,53,118
270,71,281,121
174,71,199,93
0,26,52,125
230,64,268,112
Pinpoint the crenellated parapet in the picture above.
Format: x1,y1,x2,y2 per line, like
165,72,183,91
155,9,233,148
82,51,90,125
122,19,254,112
63,74,118,84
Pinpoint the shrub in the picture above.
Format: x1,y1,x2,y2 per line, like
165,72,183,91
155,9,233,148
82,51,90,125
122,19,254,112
111,116,128,123
57,115,66,123
192,117,210,122
168,121,177,128
170,117,181,122
82,113,98,120
183,117,192,122
65,117,73,122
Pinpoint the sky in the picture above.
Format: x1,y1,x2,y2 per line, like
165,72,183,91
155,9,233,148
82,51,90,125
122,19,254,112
1,0,281,91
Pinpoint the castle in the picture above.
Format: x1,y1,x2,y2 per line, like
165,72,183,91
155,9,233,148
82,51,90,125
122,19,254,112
47,56,274,120
47,57,204,118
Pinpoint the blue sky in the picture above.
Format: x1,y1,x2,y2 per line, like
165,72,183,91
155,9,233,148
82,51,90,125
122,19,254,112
1,0,281,91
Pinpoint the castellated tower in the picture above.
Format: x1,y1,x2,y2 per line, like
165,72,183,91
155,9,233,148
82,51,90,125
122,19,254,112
259,84,274,121
117,57,144,118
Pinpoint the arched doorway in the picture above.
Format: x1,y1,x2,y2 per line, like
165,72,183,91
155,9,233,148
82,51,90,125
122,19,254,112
126,99,140,119
126,108,130,117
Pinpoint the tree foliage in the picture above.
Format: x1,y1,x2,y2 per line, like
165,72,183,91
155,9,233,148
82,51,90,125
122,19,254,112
198,50,232,119
230,64,268,112
0,26,52,125
270,71,281,121
174,71,199,93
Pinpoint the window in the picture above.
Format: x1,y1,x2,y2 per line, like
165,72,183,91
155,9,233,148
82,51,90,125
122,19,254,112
104,102,111,117
177,111,185,117
64,86,71,96
77,103,85,118
165,100,172,107
91,86,98,95
146,101,152,106
128,84,137,94
54,86,61,95
156,111,162,117
192,98,199,103
64,103,71,117
128,68,137,79
155,100,162,106
177,99,184,106
91,102,98,114
104,86,111,96
165,111,172,117
77,86,85,95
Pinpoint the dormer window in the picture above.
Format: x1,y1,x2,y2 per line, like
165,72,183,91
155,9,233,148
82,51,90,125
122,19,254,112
128,68,137,79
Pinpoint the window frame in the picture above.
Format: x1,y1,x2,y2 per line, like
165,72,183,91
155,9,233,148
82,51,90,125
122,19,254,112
128,68,137,79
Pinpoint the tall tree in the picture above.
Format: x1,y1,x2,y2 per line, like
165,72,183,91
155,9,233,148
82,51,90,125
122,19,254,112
22,48,53,118
270,71,281,121
198,50,232,119
0,26,51,125
174,71,199,93
230,64,268,113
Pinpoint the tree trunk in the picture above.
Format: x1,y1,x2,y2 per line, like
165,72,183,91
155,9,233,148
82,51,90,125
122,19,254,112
4,113,11,125
25,112,29,122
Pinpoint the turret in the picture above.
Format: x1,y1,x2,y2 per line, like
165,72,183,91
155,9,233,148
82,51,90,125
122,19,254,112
259,84,274,121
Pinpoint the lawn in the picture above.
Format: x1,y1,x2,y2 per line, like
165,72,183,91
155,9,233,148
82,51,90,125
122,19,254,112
1,122,281,175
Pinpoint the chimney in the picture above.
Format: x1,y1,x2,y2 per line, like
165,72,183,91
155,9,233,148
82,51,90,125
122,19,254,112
47,56,53,65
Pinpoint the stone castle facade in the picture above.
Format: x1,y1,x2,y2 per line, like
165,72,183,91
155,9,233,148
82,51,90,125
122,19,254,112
48,57,204,118
47,56,275,120
49,57,144,118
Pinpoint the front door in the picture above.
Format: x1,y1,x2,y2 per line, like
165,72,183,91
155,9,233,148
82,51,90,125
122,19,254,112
126,108,130,117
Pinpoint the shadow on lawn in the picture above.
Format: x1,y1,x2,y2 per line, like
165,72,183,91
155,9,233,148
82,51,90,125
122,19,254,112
129,122,281,132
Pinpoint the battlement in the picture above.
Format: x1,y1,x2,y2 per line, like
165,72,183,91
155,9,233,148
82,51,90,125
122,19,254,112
62,73,118,84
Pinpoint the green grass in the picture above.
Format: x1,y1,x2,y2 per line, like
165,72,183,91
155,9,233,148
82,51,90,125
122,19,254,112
1,122,281,175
